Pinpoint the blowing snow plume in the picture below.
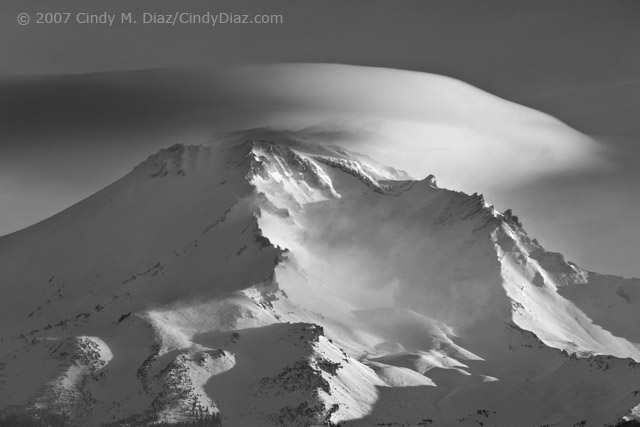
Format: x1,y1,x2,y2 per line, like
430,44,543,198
2,132,640,426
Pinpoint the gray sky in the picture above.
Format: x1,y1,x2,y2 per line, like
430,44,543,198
1,0,639,277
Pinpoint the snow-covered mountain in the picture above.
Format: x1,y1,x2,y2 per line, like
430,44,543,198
1,135,640,427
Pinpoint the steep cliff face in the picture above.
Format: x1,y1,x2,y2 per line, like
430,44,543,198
1,137,639,427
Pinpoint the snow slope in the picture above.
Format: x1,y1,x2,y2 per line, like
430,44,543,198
1,135,640,426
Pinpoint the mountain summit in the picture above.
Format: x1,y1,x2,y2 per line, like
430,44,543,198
1,135,639,426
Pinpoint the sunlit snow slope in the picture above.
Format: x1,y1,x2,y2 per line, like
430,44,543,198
1,137,640,427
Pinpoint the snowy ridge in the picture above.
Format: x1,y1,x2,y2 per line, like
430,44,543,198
311,156,392,194
1,137,640,426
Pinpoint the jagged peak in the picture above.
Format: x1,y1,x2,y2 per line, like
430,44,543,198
501,208,523,228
